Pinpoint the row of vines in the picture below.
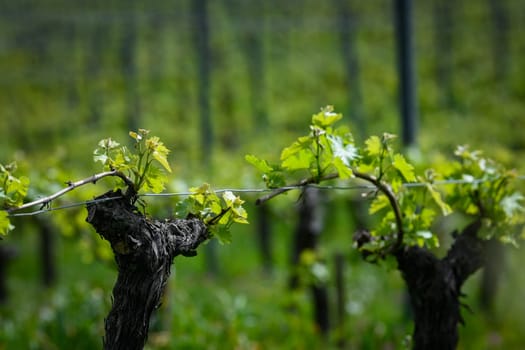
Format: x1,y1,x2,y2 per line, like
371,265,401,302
2,107,524,349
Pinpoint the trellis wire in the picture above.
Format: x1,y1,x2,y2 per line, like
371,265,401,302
6,175,525,218
7,196,124,217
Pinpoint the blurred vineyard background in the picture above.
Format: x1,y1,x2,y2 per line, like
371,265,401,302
1,0,525,349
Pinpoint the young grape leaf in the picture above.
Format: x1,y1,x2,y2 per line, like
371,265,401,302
190,183,211,194
392,154,416,182
143,166,168,193
223,191,242,207
0,211,14,236
264,172,286,188
223,191,249,224
146,136,172,173
245,154,273,173
500,192,525,219
425,184,452,215
369,194,390,214
280,135,313,161
311,105,342,128
281,149,312,171
365,135,382,156
328,135,359,167
333,157,353,179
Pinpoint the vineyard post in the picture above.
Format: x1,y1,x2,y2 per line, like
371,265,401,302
191,0,219,275
120,0,141,132
334,0,365,138
394,0,418,147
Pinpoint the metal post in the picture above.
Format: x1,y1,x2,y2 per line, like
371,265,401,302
394,0,418,147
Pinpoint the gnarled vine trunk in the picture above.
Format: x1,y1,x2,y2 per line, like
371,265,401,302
395,220,485,350
86,190,209,350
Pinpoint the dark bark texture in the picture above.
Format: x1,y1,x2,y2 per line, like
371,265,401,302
86,190,209,350
395,220,485,350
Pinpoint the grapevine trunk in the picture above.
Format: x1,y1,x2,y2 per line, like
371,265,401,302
86,190,209,350
395,220,485,350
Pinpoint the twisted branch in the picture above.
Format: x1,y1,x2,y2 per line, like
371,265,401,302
7,170,134,214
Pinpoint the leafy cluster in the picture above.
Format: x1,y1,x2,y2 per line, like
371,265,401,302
361,135,450,251
246,106,358,187
0,129,248,246
94,130,248,244
0,162,30,235
247,106,524,257
441,145,525,244
94,129,172,194
175,183,248,244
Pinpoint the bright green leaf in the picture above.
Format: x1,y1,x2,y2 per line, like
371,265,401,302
0,211,14,236
333,157,353,179
143,167,168,193
280,136,312,161
190,183,211,194
392,154,416,182
419,208,437,228
311,106,342,128
174,199,192,218
369,194,390,214
426,184,452,215
152,150,172,173
281,149,312,171
245,154,273,173
365,136,382,156
501,192,525,218
222,191,237,207
328,135,359,167
265,172,286,188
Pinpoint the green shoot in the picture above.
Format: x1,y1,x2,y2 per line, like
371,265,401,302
175,183,248,244
93,129,172,194
0,162,30,235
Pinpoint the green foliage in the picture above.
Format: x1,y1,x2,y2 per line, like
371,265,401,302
441,145,525,245
0,162,30,235
246,106,359,187
94,129,253,246
94,129,172,194
1,129,247,246
175,183,248,244
94,130,249,244
247,106,524,257
0,162,29,210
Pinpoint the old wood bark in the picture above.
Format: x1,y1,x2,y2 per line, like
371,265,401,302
395,220,485,350
355,220,487,350
86,190,209,350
